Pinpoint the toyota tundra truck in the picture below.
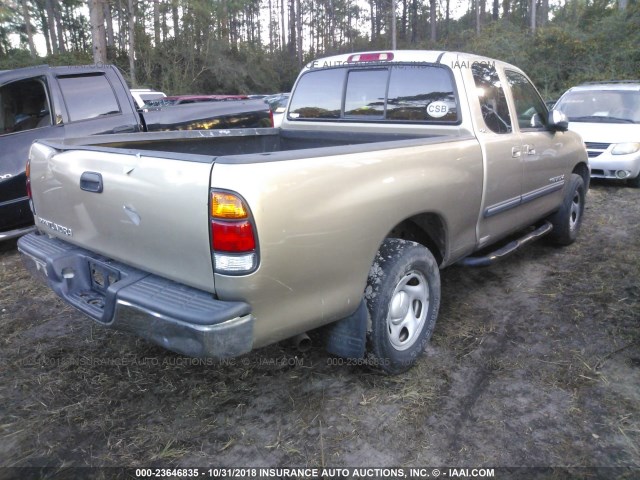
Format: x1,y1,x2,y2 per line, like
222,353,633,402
18,51,589,374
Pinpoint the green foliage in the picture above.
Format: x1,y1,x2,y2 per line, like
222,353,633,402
130,37,294,95
2,0,639,98
0,49,41,69
0,48,93,70
434,2,640,99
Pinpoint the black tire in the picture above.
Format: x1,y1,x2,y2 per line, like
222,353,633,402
364,238,440,374
547,173,585,246
628,174,640,189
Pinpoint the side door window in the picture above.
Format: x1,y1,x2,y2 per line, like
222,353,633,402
1,76,59,208
0,77,52,135
505,70,548,130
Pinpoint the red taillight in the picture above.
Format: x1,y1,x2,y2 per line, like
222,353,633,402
211,220,256,252
347,52,394,63
269,109,274,127
210,190,258,274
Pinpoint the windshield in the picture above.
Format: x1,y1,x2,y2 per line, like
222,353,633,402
554,89,640,124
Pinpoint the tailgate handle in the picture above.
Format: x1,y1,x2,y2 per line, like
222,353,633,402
80,172,103,193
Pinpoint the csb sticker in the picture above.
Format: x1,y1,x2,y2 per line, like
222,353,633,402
426,101,449,118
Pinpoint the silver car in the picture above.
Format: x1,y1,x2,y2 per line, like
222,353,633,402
554,81,640,187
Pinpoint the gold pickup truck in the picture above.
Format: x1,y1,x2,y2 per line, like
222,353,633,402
18,51,589,374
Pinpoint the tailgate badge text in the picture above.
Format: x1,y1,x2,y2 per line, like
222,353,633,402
38,217,73,237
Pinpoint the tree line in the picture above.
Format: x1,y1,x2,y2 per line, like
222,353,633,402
1,0,638,98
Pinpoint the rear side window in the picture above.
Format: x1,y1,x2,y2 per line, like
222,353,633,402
472,63,512,134
288,64,459,123
57,74,121,122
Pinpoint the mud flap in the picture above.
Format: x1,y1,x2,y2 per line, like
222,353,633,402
324,299,367,359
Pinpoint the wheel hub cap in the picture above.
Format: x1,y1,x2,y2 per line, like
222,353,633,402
569,191,581,231
386,271,429,351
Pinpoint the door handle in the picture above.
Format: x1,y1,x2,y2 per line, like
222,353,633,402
80,172,103,193
511,147,521,158
524,144,536,155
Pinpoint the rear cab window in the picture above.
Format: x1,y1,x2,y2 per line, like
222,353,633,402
288,62,460,124
57,73,121,122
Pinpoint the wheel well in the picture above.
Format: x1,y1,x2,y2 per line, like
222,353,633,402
573,162,590,190
386,213,446,265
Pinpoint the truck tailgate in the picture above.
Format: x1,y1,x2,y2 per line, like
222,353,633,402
28,142,216,292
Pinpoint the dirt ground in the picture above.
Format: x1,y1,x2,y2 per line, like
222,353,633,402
0,180,638,477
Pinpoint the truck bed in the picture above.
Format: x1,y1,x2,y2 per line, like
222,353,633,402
30,127,474,295
40,128,457,162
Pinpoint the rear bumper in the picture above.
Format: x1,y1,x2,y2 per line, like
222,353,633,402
17,232,254,359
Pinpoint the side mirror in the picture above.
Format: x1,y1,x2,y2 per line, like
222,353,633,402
547,110,568,132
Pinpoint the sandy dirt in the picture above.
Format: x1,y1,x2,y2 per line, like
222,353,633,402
0,180,638,476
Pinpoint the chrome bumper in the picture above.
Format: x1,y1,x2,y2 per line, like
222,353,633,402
0,225,36,242
18,232,254,359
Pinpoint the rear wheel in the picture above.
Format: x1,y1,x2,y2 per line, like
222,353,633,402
364,239,440,374
547,173,585,246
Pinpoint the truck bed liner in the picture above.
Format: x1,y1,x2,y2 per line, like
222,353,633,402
38,128,460,164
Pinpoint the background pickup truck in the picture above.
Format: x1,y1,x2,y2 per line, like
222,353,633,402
19,51,589,374
0,64,272,240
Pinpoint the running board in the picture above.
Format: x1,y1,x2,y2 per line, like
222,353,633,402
459,222,553,267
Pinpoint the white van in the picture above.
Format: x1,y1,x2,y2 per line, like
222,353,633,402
554,81,640,187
